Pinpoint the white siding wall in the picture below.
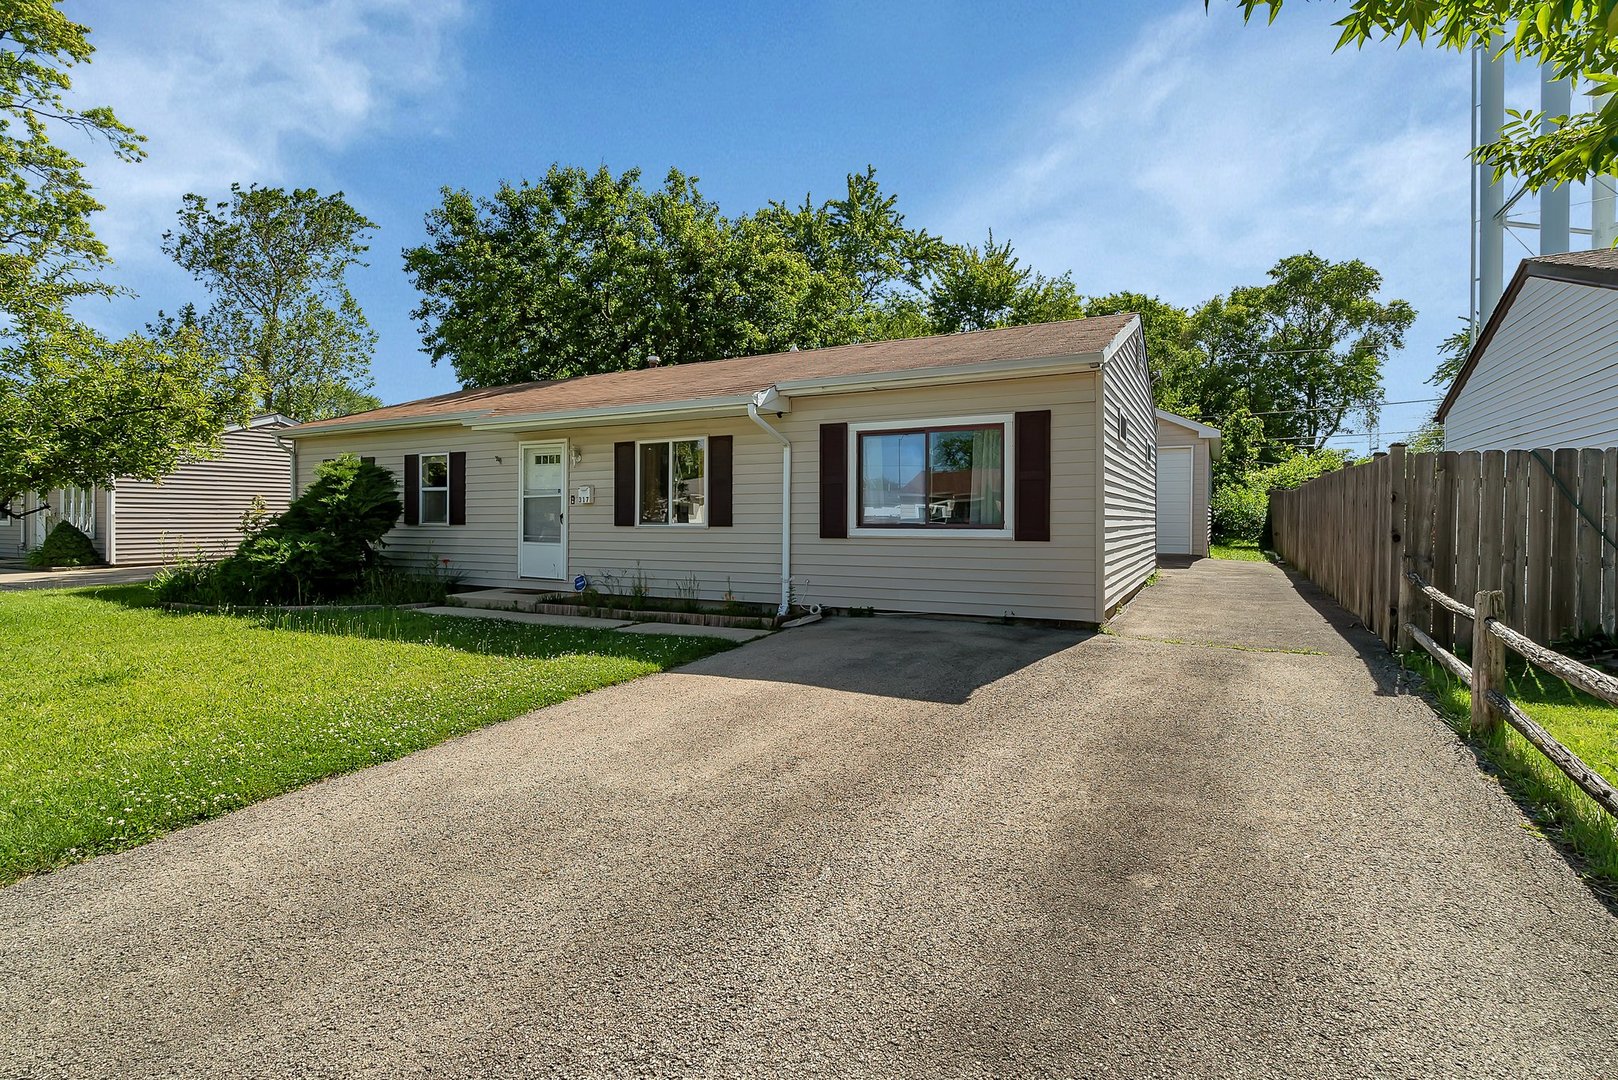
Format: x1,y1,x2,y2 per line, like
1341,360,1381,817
1154,418,1212,558
292,370,1104,622
109,427,294,565
1447,277,1618,450
1099,328,1156,611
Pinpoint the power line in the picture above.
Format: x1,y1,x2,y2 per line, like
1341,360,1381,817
1247,396,1441,417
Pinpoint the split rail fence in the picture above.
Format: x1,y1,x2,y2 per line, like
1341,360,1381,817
1401,574,1618,817
1270,445,1618,653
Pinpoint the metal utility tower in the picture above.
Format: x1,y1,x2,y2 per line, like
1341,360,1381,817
1471,48,1616,330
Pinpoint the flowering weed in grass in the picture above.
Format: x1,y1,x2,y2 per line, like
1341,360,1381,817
0,586,733,884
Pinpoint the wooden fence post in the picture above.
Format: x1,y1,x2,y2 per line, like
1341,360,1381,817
1390,444,1410,652
1472,589,1506,737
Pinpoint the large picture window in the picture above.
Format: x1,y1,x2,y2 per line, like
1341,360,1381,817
418,453,449,525
858,423,1005,529
638,438,706,525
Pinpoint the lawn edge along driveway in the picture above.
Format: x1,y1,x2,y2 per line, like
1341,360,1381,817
0,586,735,885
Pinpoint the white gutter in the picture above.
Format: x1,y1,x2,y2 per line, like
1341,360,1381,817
747,385,793,616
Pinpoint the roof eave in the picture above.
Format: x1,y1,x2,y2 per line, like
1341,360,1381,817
280,409,495,439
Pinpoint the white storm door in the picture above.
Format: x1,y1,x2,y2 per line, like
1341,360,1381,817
1156,447,1193,555
519,442,567,579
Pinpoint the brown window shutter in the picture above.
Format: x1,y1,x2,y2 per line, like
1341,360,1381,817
614,441,636,527
402,453,420,526
708,435,733,527
1014,410,1051,541
449,451,467,525
819,423,848,539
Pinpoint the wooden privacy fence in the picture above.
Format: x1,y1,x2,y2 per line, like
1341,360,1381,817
1271,445,1618,652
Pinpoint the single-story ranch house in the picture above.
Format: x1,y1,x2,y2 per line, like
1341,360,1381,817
283,315,1157,624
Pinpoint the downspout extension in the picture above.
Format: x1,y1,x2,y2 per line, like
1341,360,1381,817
747,387,792,616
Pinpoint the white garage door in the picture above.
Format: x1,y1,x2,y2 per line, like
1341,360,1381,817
1156,447,1193,555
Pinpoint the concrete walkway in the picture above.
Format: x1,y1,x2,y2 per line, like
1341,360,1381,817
0,564,155,590
1,559,1615,1077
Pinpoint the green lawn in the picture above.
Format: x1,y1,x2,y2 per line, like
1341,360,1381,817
1210,540,1272,562
0,586,733,884
1411,655,1618,884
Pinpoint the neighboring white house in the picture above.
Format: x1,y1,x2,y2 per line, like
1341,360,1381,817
1439,249,1618,450
1153,410,1221,558
282,315,1159,624
4,415,295,564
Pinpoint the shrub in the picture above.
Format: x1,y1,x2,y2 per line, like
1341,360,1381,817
1211,449,1352,544
1211,484,1268,544
157,455,403,605
26,521,100,567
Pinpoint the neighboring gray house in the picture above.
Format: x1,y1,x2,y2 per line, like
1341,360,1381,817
282,315,1158,624
1153,409,1221,558
5,414,295,564
1439,249,1618,450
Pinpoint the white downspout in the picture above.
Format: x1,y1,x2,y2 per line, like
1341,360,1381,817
747,386,792,616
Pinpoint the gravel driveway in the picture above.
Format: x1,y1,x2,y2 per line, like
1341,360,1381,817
2,559,1615,1078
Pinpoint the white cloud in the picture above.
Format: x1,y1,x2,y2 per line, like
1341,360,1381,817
924,5,1477,441
67,0,470,271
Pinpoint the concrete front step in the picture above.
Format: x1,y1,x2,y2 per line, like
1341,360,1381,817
423,603,774,641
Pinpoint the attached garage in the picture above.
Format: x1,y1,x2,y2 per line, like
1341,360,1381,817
1154,410,1221,558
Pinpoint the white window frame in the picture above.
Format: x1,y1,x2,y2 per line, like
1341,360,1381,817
416,451,450,527
848,413,1015,540
634,436,709,528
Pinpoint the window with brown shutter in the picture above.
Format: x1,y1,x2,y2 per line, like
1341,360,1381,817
708,435,733,527
1014,410,1051,542
402,453,420,525
449,451,467,525
614,442,635,526
819,423,848,539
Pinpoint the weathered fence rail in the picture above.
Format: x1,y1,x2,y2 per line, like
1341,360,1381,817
1271,445,1618,650
1401,574,1618,818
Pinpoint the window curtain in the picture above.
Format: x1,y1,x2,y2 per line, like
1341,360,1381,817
971,428,1004,526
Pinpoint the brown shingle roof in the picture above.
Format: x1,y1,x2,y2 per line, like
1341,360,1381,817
289,315,1137,435
1529,248,1618,272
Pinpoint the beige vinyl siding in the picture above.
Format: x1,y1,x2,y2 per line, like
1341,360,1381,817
1447,277,1618,450
785,372,1100,622
0,508,23,557
1154,417,1212,557
109,428,293,565
294,415,784,605
1099,327,1156,611
292,370,1103,621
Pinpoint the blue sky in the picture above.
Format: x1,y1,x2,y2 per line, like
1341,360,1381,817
63,1,1584,449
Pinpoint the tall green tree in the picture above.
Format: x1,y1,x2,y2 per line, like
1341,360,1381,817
0,2,251,519
926,233,1085,333
407,164,1101,388
163,184,382,421
1223,0,1618,191
405,166,830,387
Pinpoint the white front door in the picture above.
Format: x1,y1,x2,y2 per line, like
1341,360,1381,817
1156,447,1194,555
519,442,567,580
